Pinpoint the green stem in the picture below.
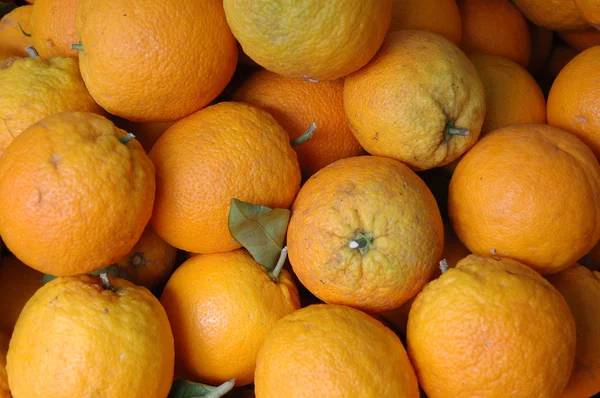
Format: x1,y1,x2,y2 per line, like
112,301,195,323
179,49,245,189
268,246,288,282
290,123,316,146
439,259,449,274
18,22,31,37
445,120,470,137
24,46,39,58
71,43,84,52
99,273,114,291
204,379,236,398
119,133,136,144
348,232,373,256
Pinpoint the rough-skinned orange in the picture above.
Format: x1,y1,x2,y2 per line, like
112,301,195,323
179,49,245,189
389,0,462,45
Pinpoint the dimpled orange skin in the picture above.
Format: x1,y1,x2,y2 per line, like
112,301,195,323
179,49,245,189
546,264,600,398
0,5,34,57
512,0,589,30
547,47,600,157
6,275,175,398
232,69,363,178
254,304,420,398
389,0,462,45
344,29,485,171
287,156,444,314
222,0,392,81
30,0,79,58
149,101,301,254
575,0,600,27
159,249,301,387
75,0,238,122
0,330,9,398
558,28,600,52
448,124,600,275
407,255,577,398
0,112,155,276
0,256,43,335
0,56,104,156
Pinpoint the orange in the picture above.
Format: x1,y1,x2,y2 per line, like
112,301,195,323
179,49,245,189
287,156,444,313
0,49,17,60
111,116,176,153
512,0,589,30
0,330,8,398
0,54,103,156
547,46,600,156
232,69,363,178
254,304,420,397
6,274,174,397
0,5,33,57
458,0,532,67
546,264,600,398
75,0,237,122
537,45,580,95
527,22,554,74
407,255,576,398
149,101,301,254
114,224,178,292
448,124,600,275
223,0,392,81
0,256,43,335
344,29,485,171
389,0,462,45
575,0,600,27
160,249,300,387
0,111,155,276
30,0,78,58
469,53,546,135
558,27,600,51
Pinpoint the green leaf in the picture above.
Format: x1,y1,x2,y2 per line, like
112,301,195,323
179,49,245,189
228,198,291,270
168,379,235,398
41,265,138,284
41,274,57,283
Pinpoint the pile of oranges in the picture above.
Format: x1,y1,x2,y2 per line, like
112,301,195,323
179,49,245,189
1,0,600,397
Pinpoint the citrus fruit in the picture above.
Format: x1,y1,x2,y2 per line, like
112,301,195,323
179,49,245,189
110,117,176,153
389,0,462,45
546,264,600,398
30,0,78,58
0,54,103,156
254,304,420,398
287,155,444,313
232,69,363,178
511,0,589,30
6,274,175,398
458,0,531,67
160,249,300,387
558,28,600,52
547,46,600,156
448,124,600,275
407,254,577,398
223,0,392,81
0,5,33,57
0,256,43,334
149,101,301,254
0,330,9,398
344,29,485,171
575,0,600,27
75,0,237,122
0,111,155,276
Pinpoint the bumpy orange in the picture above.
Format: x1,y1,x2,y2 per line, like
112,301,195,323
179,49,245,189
407,255,576,398
75,0,237,122
344,29,485,171
389,0,462,45
149,101,301,254
255,304,420,397
0,5,33,57
160,249,300,387
448,124,600,275
232,69,363,178
287,156,444,313
223,0,392,81
547,46,600,157
511,0,589,30
0,112,155,276
30,0,78,58
6,274,175,398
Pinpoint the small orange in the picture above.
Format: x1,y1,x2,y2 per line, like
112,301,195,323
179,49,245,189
110,116,176,153
6,274,175,397
547,46,600,157
448,124,600,274
149,101,301,254
458,0,532,67
407,255,576,398
0,256,43,335
223,0,392,81
0,330,8,398
255,304,420,397
538,45,580,92
287,155,444,313
546,264,600,398
160,249,300,387
389,0,462,45
232,69,363,178
558,28,600,52
0,112,155,276
114,224,178,292
0,5,33,57
30,0,78,58
469,53,546,135
344,29,485,171
511,0,589,30
575,0,600,27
